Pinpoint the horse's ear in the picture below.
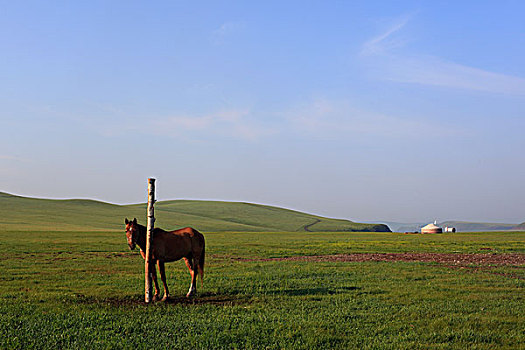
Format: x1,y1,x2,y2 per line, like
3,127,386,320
125,218,129,224
133,218,137,224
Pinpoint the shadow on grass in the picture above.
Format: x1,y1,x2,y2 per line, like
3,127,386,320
70,292,250,307
68,286,368,306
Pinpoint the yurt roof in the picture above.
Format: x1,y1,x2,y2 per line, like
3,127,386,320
422,223,440,230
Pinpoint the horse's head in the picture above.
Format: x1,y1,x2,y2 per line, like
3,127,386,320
124,218,138,250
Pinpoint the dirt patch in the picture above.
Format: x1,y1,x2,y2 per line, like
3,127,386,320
214,252,525,280
222,252,524,279
230,252,525,266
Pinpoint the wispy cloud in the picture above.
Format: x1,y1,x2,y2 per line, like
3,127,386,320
70,102,276,141
284,98,458,139
147,100,458,142
381,55,525,95
151,109,276,141
155,109,246,131
361,14,525,96
360,15,412,56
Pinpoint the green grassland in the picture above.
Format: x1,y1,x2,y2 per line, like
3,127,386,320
0,193,523,349
0,229,523,349
0,192,390,232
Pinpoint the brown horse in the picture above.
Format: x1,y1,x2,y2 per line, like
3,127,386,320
124,218,205,299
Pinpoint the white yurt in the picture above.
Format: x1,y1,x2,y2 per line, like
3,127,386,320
421,222,442,234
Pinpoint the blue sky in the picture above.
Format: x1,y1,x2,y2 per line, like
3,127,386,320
1,1,524,223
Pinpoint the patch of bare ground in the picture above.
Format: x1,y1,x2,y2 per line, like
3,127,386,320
216,253,525,279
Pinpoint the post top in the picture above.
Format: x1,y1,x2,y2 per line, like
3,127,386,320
148,178,156,183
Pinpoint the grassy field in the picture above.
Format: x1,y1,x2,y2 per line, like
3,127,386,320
0,228,523,349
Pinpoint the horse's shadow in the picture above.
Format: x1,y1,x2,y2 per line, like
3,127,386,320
72,292,248,307
72,287,361,307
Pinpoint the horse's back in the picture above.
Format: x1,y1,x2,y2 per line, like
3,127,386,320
170,227,204,245
170,226,198,236
152,227,204,262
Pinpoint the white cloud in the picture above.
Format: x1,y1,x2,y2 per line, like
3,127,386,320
361,14,525,96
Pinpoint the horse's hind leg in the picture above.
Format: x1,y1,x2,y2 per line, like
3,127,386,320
158,261,170,301
183,257,196,297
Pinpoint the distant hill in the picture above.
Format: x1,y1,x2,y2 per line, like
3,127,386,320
386,219,524,233
0,192,390,232
515,222,525,230
438,221,518,232
382,222,426,233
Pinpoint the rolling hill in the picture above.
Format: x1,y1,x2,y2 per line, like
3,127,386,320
0,192,390,232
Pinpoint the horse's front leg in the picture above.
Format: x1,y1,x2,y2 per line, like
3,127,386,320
184,257,197,297
150,260,161,301
158,261,170,301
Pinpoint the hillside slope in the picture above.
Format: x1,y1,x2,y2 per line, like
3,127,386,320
0,192,390,232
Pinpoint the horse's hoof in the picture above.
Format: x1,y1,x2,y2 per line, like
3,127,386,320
186,292,195,298
161,295,170,302
152,294,160,302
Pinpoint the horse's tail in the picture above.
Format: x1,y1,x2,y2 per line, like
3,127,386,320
193,230,205,288
198,243,205,288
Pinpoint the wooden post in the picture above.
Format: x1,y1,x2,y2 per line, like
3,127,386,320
145,178,156,303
